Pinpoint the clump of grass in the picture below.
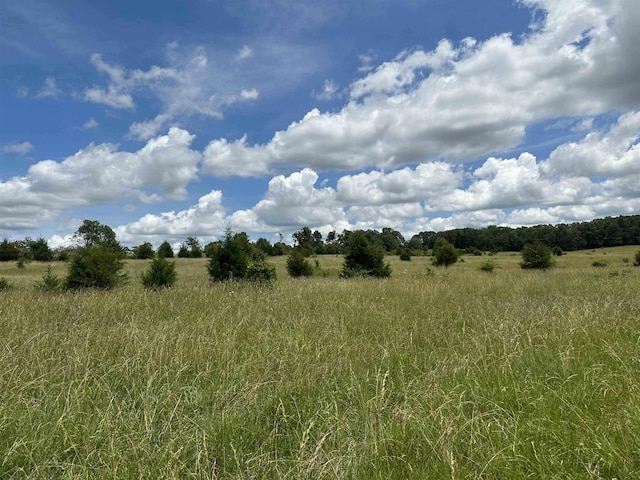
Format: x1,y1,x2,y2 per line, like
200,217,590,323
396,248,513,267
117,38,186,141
592,259,609,267
479,260,497,272
0,276,10,290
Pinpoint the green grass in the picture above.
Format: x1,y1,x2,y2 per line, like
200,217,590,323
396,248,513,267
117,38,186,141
1,247,639,478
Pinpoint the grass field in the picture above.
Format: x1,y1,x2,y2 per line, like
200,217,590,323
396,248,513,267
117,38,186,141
1,247,639,479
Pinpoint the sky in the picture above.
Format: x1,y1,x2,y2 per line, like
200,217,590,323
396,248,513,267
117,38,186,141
1,0,639,249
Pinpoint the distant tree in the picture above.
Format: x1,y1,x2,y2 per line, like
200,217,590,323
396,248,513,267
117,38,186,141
73,219,121,252
432,237,459,268
271,242,288,256
293,227,314,256
177,245,190,258
141,257,177,289
246,261,277,283
341,231,391,278
520,242,555,269
185,237,203,258
27,237,54,262
65,244,127,290
132,242,155,259
255,237,273,256
0,239,21,262
157,241,174,258
287,249,314,277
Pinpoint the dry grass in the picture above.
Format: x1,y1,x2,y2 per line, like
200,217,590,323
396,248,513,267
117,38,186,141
1,246,639,478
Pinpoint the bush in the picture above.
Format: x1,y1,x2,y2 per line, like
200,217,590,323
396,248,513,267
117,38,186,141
141,257,177,289
592,259,609,267
132,242,155,259
341,231,391,278
552,246,564,256
520,242,555,270
287,250,314,277
634,249,640,266
399,249,411,261
207,230,250,282
432,237,459,268
479,260,497,273
0,277,10,290
246,261,277,283
65,245,126,290
35,265,62,292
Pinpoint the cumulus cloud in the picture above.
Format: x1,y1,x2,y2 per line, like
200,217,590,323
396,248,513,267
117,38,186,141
81,118,98,129
3,141,34,154
114,190,226,246
0,128,200,229
201,0,640,177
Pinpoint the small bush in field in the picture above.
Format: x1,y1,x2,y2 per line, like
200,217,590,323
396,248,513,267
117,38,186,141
592,259,609,267
0,277,10,290
287,250,314,277
634,249,640,266
65,245,127,290
35,265,62,292
246,261,277,283
341,231,391,278
399,249,411,261
520,242,555,270
479,260,496,273
141,257,177,289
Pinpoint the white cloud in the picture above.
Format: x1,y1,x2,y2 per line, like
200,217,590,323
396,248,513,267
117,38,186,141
3,141,34,154
35,77,61,98
240,88,259,100
541,111,640,177
312,79,339,100
236,45,253,60
200,0,640,177
82,118,98,129
115,190,226,246
0,128,200,229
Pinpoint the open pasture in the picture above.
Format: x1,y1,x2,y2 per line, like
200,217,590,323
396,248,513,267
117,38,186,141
1,247,639,478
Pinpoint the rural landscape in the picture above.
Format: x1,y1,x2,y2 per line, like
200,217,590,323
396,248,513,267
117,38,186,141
1,216,639,479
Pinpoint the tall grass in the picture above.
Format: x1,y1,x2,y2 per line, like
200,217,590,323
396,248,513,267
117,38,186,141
1,247,639,478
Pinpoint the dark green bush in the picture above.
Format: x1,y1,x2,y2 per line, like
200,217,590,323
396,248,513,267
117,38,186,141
207,230,250,282
520,242,555,269
341,231,391,278
552,246,564,256
157,241,174,258
246,261,277,283
287,250,314,277
65,245,126,290
0,277,10,290
592,259,609,267
399,249,411,261
432,237,459,268
141,257,177,289
132,242,155,259
634,249,640,266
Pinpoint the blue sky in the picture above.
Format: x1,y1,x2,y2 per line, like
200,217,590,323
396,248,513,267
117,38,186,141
1,0,639,248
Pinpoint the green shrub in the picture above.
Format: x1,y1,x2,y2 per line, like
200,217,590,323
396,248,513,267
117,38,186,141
246,261,277,283
634,249,640,266
65,245,127,290
141,257,177,289
520,242,555,270
35,265,62,292
132,242,155,259
0,277,10,290
592,259,609,267
479,260,496,273
341,231,391,278
16,257,27,269
432,237,459,268
287,250,314,277
399,249,411,261
552,246,564,256
207,230,249,282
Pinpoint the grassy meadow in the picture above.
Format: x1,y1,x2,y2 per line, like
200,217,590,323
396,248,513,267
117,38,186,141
1,247,639,479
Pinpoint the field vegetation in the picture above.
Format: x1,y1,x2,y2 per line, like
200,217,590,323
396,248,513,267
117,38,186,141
1,246,639,478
